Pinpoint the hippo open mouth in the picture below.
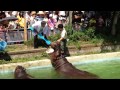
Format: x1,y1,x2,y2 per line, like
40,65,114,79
46,47,54,54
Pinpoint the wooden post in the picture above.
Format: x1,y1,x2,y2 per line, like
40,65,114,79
24,11,27,41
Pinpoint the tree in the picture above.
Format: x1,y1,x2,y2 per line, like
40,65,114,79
111,11,119,36
69,11,73,24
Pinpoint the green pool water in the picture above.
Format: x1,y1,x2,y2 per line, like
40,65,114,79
0,58,120,79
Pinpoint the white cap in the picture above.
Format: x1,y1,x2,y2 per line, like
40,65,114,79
37,11,44,15
12,11,18,16
59,17,62,20
51,27,54,30
81,11,85,14
81,18,84,21
49,14,53,17
59,11,65,16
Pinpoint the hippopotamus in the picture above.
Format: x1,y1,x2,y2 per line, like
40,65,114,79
48,42,100,79
14,65,34,79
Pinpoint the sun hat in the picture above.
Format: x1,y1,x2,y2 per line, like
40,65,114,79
31,11,36,15
37,11,44,15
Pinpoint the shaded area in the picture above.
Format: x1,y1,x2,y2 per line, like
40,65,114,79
65,47,70,57
100,34,120,53
34,34,49,48
37,39,49,48
0,51,12,61
89,11,120,53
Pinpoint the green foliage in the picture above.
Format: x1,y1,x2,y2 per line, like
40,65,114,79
68,27,96,42
65,25,108,45
41,52,48,57
68,32,79,42
69,31,89,42
91,38,100,45
24,37,34,47
84,27,95,38
0,54,48,65
47,34,60,42
65,24,73,36
5,44,30,52
74,42,81,50
89,18,96,26
23,25,98,47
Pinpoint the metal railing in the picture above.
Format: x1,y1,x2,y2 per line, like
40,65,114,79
0,28,32,44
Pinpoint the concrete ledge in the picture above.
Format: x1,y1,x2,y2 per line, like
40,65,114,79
8,48,46,55
4,44,120,59
0,51,120,72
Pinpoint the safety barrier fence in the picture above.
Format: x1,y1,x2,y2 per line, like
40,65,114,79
0,28,32,44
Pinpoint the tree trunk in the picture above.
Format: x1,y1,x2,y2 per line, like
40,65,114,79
111,11,119,36
69,11,73,25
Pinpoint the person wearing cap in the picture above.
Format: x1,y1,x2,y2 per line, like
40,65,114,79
57,24,67,57
25,11,31,28
32,20,49,48
5,11,11,17
31,20,42,48
36,21,50,47
43,14,48,23
16,12,25,28
36,11,45,21
12,11,18,17
30,11,37,26
39,21,46,35
48,14,57,35
59,11,66,17
30,11,41,48
53,11,58,22
30,11,44,48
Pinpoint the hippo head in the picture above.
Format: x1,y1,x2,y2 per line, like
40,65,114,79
14,65,31,79
47,42,61,61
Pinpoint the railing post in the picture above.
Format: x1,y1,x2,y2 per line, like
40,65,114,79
4,30,7,42
24,11,27,41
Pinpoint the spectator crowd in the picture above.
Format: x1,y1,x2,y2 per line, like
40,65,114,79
0,11,68,37
0,11,106,37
